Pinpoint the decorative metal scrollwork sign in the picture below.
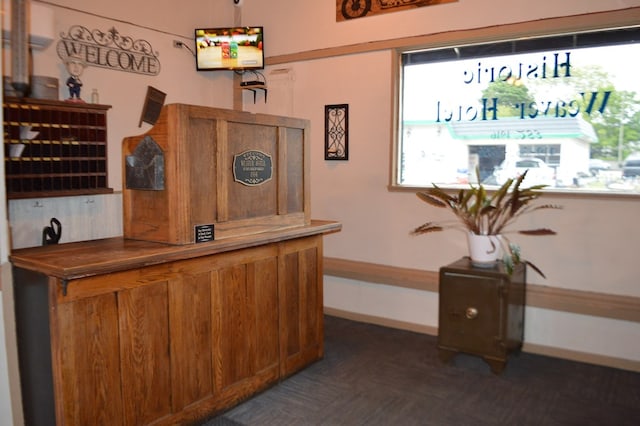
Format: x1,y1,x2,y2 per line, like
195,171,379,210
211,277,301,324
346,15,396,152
325,104,349,160
233,150,273,186
57,25,160,75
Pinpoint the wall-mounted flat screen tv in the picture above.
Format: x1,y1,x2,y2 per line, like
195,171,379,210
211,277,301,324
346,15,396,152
195,26,264,71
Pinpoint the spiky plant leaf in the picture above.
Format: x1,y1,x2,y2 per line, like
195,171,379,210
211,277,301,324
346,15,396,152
411,165,562,278
517,228,557,236
411,222,444,235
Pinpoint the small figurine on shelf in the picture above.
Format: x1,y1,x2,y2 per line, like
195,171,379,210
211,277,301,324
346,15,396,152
65,58,87,102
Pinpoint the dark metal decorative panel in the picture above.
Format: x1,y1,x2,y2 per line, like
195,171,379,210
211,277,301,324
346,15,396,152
125,135,165,190
139,86,166,127
325,104,349,161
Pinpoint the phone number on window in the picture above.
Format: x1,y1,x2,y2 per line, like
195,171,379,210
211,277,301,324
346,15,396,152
490,129,542,139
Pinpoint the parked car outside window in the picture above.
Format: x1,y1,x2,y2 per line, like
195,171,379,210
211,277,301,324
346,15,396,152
622,156,640,178
588,159,612,176
493,158,556,187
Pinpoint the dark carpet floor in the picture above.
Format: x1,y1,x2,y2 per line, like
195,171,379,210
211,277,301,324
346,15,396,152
200,315,640,426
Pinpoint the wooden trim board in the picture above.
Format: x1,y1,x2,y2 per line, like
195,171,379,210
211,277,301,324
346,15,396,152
324,257,640,323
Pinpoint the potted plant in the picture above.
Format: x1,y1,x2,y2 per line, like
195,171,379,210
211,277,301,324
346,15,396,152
411,168,562,277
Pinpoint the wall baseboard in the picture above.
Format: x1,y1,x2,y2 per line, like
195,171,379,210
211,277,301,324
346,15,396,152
324,307,640,373
324,306,438,336
324,257,640,323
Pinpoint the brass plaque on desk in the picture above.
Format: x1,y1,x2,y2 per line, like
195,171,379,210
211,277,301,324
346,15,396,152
233,150,273,186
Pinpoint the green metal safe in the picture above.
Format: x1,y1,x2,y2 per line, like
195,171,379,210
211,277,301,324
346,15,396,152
438,257,526,374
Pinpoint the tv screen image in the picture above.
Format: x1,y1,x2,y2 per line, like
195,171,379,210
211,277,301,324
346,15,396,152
195,26,264,71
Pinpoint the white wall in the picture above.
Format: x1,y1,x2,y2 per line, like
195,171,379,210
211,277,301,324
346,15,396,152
0,96,15,426
1,0,19,421
244,0,639,56
240,0,640,363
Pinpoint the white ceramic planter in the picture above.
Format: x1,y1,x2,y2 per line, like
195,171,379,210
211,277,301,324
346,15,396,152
467,232,502,268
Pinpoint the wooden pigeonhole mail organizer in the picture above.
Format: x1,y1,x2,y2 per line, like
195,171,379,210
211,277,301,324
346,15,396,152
122,103,310,245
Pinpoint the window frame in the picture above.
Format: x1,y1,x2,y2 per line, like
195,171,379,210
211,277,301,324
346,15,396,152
389,20,640,198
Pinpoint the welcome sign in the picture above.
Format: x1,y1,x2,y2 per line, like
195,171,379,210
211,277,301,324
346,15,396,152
57,25,160,76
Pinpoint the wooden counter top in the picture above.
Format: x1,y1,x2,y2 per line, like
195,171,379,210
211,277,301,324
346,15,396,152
12,218,338,425
10,220,341,281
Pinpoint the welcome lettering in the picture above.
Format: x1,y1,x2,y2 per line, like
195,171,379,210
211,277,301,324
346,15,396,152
57,26,160,76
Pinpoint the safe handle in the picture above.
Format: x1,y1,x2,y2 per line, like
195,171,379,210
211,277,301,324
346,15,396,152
465,307,478,320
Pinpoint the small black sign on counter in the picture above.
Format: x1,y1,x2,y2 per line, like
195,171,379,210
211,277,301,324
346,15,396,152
194,224,214,243
233,150,273,186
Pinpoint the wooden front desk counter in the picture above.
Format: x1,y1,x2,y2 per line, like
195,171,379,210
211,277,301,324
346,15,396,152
11,220,340,426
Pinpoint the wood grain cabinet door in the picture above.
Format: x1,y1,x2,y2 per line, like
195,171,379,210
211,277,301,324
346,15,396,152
49,238,318,424
211,246,280,395
168,270,215,413
118,281,173,425
278,235,324,377
54,293,124,425
56,274,177,425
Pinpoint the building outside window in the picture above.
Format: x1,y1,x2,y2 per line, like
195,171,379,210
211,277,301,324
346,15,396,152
396,27,640,194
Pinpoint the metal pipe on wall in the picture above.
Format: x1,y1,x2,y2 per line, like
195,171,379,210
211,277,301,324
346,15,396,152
11,0,30,97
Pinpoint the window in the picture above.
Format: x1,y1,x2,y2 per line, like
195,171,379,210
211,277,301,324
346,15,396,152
396,27,640,194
